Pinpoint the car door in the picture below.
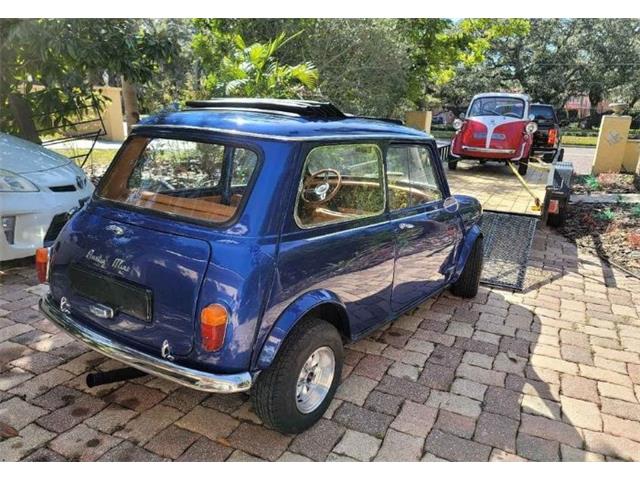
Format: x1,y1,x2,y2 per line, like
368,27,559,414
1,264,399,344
387,143,463,312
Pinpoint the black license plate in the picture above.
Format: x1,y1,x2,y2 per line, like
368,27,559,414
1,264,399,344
68,264,153,322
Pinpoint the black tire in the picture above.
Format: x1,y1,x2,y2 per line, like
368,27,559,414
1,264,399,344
448,160,458,170
517,159,529,176
479,160,487,165
252,317,343,433
451,236,483,298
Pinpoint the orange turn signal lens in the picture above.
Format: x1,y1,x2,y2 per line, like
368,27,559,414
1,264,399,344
548,128,558,146
35,247,49,284
200,303,228,352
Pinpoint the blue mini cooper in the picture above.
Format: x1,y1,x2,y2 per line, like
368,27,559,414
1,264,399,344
38,99,483,433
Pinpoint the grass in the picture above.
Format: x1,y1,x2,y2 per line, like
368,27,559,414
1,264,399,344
52,149,119,169
632,205,640,219
561,135,597,147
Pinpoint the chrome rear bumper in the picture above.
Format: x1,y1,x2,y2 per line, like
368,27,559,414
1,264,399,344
39,295,252,393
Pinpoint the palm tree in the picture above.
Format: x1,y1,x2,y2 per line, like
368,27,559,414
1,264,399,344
211,32,319,99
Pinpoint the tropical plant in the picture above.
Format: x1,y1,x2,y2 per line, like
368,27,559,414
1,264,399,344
194,30,318,99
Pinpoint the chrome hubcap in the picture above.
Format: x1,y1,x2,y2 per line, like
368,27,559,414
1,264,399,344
295,346,335,414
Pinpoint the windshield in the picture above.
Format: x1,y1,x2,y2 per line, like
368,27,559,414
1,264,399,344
468,97,525,119
98,136,258,224
530,105,557,122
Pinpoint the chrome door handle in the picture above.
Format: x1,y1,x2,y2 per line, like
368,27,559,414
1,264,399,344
398,222,415,230
89,304,114,319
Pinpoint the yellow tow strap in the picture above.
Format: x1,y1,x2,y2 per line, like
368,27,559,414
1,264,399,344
507,161,542,211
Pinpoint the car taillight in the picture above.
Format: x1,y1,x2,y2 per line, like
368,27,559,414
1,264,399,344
200,303,228,351
548,199,560,214
35,247,49,283
548,128,558,146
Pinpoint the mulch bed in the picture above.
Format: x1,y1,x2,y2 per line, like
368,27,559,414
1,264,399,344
559,202,640,277
572,173,639,195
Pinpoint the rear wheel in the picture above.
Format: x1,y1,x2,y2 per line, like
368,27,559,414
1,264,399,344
252,317,343,433
451,236,483,298
448,160,458,170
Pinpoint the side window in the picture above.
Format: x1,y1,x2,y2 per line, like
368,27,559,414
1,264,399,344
386,145,441,211
231,148,258,187
295,144,385,228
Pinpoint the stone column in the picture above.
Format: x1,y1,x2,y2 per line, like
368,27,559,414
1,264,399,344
405,111,433,133
591,115,632,174
94,86,126,141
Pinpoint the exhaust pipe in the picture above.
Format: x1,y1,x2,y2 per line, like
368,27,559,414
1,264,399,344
86,367,147,388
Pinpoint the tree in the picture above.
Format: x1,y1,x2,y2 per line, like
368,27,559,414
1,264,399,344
192,25,318,99
0,19,178,135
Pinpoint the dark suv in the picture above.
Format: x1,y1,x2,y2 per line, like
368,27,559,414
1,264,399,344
530,103,563,162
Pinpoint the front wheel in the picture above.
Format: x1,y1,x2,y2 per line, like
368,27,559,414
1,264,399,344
448,159,458,170
252,317,343,433
451,236,483,298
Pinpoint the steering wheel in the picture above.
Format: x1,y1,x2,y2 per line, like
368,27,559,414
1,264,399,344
301,169,342,206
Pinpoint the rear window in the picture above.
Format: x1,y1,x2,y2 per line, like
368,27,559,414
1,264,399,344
98,136,258,224
530,105,557,122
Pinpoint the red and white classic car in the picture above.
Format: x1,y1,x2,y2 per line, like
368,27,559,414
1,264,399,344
449,93,538,175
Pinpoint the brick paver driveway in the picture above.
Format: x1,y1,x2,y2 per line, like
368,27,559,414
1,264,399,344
1,227,640,461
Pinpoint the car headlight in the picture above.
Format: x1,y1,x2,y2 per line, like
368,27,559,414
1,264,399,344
0,169,39,192
453,119,464,130
525,122,538,134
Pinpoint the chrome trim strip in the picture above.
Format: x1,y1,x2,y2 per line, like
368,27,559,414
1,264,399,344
39,295,252,393
132,123,428,142
461,146,516,154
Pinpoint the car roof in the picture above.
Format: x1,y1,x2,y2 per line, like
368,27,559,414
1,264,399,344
135,106,432,143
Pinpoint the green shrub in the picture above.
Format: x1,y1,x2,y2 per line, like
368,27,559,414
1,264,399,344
596,208,615,221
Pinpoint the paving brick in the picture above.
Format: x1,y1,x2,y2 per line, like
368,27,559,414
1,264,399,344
434,410,476,439
583,430,640,461
116,404,182,444
427,390,481,418
332,429,381,461
521,394,561,419
227,423,292,461
98,440,165,461
103,383,166,412
561,374,600,403
376,375,430,403
177,436,233,461
8,368,74,400
22,448,67,462
405,338,435,356
560,396,602,431
58,351,107,375
387,361,419,381
10,351,64,375
49,424,122,461
516,433,559,461
335,374,378,406
0,423,56,461
493,352,527,375
84,404,138,434
161,387,209,413
530,354,578,375
375,428,423,461
560,444,604,461
628,363,640,384
425,430,491,461
0,396,47,430
0,323,33,342
364,391,403,416
451,378,487,401
200,393,247,413
390,400,437,437
0,367,33,391
289,418,345,461
419,363,456,390
175,405,238,440
277,452,312,461
37,394,107,433
333,402,393,439
381,328,412,348
597,382,637,402
352,355,393,381
382,346,428,367
600,397,640,422
454,337,499,356
456,363,506,387
561,344,593,365
0,341,32,365
30,385,83,410
474,412,518,452
462,351,494,369
520,413,583,447
143,425,200,459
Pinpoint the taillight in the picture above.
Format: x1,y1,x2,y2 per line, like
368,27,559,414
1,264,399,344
35,247,49,283
200,303,228,351
548,199,560,214
548,128,558,146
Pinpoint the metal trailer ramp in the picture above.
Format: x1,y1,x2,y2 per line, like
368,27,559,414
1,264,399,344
480,211,538,291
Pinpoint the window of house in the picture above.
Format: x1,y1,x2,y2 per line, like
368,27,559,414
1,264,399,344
386,145,441,211
295,144,385,228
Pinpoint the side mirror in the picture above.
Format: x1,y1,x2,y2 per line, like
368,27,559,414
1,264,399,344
459,113,466,120
528,114,536,121
443,196,459,213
